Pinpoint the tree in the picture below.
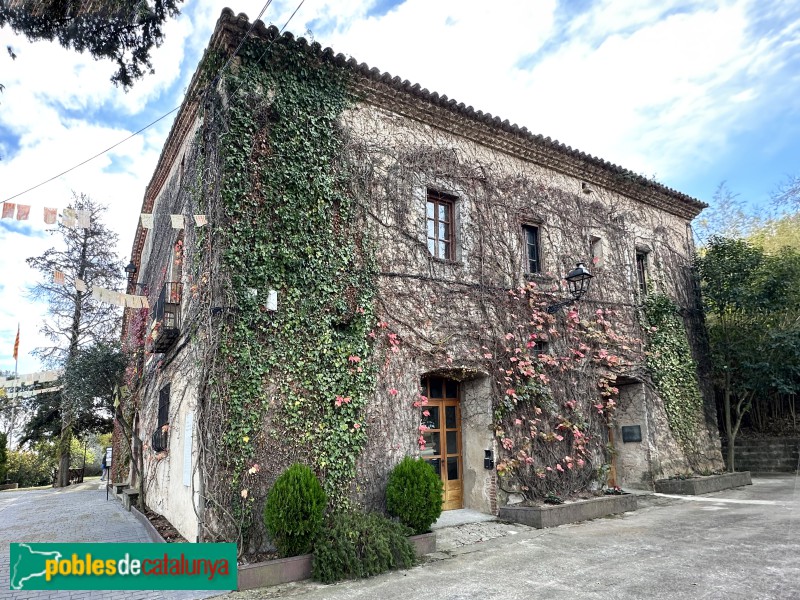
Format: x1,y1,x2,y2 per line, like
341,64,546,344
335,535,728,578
62,341,126,430
6,441,54,487
0,370,58,448
0,0,182,88
748,213,800,254
15,387,61,445
696,237,800,470
694,182,759,245
19,344,126,446
26,193,123,486
0,383,13,442
773,174,800,212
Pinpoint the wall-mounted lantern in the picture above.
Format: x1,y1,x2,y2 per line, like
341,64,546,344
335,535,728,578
124,261,148,294
546,262,594,314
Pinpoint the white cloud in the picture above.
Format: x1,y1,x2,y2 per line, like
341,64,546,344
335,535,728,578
272,0,800,184
285,0,559,110
511,5,759,173
0,224,53,374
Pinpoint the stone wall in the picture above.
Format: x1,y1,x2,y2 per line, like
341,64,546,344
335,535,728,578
124,12,728,548
127,116,206,543
346,97,724,501
722,438,800,472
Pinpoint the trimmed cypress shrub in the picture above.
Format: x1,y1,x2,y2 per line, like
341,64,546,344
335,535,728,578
385,456,443,535
312,511,415,583
263,463,327,557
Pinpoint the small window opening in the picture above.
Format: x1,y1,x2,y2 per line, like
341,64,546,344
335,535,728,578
426,189,456,261
522,225,541,274
153,384,171,452
157,385,170,428
590,236,603,267
635,251,648,295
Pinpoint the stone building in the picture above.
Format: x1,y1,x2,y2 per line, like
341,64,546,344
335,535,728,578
120,9,724,549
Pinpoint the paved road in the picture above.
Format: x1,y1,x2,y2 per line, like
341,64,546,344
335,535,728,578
3,475,798,599
0,480,220,600
227,474,800,600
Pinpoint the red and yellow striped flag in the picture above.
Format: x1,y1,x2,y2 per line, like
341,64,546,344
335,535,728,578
13,325,19,362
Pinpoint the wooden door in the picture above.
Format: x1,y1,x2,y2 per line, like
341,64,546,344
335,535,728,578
420,377,463,511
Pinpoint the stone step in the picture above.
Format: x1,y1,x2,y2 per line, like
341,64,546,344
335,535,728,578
113,481,130,494
121,488,139,511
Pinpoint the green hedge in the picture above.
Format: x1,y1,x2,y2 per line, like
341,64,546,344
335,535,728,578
263,463,327,557
312,511,415,583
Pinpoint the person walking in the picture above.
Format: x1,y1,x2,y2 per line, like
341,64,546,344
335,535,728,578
100,453,108,482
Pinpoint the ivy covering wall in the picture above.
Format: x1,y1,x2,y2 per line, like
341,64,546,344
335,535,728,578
199,35,378,545
642,293,706,459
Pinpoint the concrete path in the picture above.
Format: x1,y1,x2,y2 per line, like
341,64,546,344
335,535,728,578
432,508,496,529
0,479,221,600
226,473,800,600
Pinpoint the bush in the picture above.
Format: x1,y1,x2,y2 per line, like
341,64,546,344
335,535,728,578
312,511,415,583
385,457,443,535
263,463,326,557
7,445,54,488
0,433,7,483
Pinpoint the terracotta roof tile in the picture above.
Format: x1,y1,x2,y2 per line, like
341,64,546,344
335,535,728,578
213,8,709,214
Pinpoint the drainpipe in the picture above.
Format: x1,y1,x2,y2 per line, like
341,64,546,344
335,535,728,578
196,442,205,543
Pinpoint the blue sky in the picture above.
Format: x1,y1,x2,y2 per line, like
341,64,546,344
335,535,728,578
1,0,799,374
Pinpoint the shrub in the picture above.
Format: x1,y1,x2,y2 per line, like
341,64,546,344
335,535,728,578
7,446,53,488
263,463,327,557
385,457,443,534
0,433,7,483
312,511,415,583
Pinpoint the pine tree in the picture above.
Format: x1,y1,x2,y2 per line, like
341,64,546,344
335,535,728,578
26,193,123,487
0,0,182,88
19,344,126,446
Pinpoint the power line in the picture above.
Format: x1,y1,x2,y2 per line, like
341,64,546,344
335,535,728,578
280,0,307,34
211,0,275,88
210,0,308,132
2,108,180,203
0,0,304,205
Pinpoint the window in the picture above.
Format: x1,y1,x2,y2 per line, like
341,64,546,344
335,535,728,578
590,236,603,267
532,341,549,358
157,384,171,429
426,189,455,260
168,232,184,285
152,384,170,452
635,252,648,294
522,225,541,274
